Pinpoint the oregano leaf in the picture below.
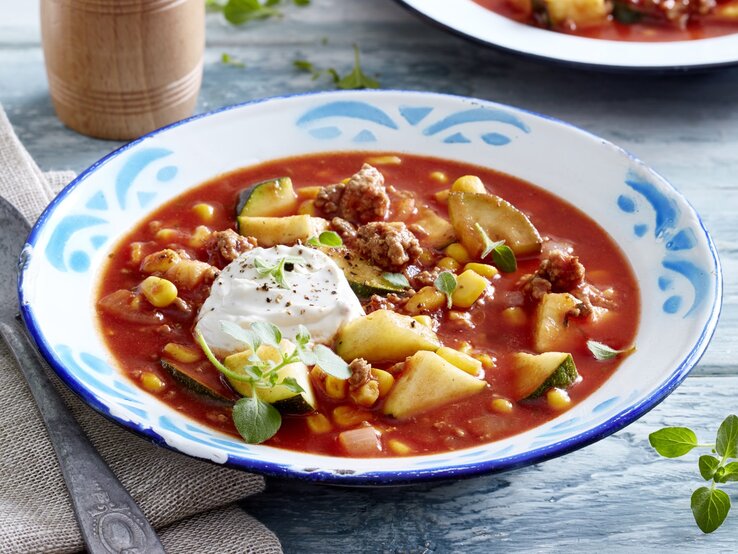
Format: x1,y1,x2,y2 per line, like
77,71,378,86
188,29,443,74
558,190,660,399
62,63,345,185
717,462,738,483
314,345,350,379
699,455,721,481
691,487,731,534
382,272,410,289
716,414,738,458
649,427,699,458
232,396,281,444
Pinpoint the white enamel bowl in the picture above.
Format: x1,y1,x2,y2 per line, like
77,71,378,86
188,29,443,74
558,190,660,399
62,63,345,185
19,90,721,484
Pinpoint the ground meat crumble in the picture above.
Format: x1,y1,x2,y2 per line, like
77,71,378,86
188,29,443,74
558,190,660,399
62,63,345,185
314,164,390,225
519,247,616,316
356,221,422,272
205,229,257,268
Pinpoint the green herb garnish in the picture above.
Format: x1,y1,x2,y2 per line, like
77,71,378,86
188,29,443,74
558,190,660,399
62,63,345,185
475,223,516,272
208,0,308,25
336,45,379,90
382,272,410,289
434,271,457,309
586,340,636,361
196,321,349,443
307,230,343,248
253,255,305,288
650,415,738,533
294,45,379,90
220,53,246,68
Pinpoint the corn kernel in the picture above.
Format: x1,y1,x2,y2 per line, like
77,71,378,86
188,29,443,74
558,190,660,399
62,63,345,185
388,439,413,456
192,202,215,222
458,341,473,354
464,262,498,280
412,315,433,328
332,405,372,428
350,380,380,407
451,175,486,194
445,242,471,264
297,185,323,199
475,353,496,370
139,276,178,308
434,189,450,204
188,225,212,248
502,306,527,326
405,286,446,314
163,343,201,364
547,388,572,411
429,171,448,184
452,270,488,308
436,346,482,375
491,398,514,414
341,177,350,185
417,249,436,266
141,249,181,274
155,228,181,243
437,256,461,272
366,155,402,165
297,199,316,216
371,368,395,397
325,375,347,399
129,242,145,264
141,371,166,393
307,413,333,434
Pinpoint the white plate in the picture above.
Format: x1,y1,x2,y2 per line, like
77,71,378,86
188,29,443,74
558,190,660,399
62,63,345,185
19,90,721,484
396,0,738,70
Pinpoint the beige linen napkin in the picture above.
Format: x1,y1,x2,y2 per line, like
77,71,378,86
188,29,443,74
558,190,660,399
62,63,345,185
0,105,282,554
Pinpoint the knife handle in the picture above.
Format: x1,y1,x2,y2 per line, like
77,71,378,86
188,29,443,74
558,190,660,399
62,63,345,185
0,320,166,554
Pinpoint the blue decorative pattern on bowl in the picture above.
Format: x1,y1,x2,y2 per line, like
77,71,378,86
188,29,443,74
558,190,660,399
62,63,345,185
19,91,722,485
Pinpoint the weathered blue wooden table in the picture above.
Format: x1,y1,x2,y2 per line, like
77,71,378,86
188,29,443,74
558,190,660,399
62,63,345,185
3,1,738,551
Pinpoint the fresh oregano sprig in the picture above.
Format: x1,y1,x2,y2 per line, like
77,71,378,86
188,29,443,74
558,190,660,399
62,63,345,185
253,255,305,288
382,272,410,289
649,415,738,533
307,230,343,248
587,339,636,360
294,45,379,90
195,321,349,443
207,0,309,25
434,271,457,309
475,223,516,272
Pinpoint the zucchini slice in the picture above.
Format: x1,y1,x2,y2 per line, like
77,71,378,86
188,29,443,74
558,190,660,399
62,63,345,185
160,358,238,402
448,191,542,258
510,351,579,400
323,247,408,298
223,350,317,415
236,177,298,218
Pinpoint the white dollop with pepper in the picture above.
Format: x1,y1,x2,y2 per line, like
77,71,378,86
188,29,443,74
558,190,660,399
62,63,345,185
195,245,364,354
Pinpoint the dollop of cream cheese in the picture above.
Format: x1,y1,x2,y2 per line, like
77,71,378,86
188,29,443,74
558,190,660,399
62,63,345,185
195,245,364,354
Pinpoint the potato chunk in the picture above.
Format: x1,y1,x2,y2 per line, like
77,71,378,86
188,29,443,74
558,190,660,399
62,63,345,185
335,309,441,364
237,214,328,247
534,292,580,352
383,351,486,419
544,0,609,28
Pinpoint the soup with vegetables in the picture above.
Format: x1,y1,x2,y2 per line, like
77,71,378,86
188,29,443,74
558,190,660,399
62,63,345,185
475,0,738,41
96,152,639,457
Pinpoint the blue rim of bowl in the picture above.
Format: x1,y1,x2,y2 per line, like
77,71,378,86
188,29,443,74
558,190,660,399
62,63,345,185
391,0,738,73
19,90,723,485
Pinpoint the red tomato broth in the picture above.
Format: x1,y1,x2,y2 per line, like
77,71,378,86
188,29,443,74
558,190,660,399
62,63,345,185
96,152,639,457
473,0,738,42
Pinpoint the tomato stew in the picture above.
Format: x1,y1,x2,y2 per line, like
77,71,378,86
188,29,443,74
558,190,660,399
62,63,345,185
96,152,639,457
